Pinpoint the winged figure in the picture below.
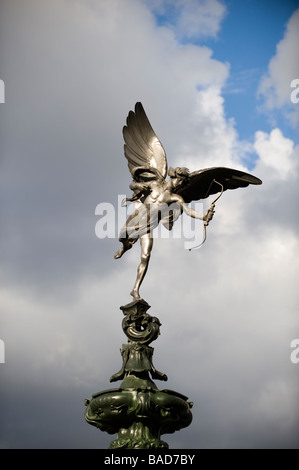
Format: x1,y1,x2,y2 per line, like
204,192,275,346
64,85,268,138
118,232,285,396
115,102,262,301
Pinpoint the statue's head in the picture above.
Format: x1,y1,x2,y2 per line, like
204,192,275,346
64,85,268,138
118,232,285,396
168,166,190,187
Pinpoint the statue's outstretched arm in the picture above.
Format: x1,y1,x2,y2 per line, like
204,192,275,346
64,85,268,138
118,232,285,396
183,204,204,220
171,194,212,222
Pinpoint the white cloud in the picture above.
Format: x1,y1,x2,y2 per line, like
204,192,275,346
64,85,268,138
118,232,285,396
171,83,255,178
258,8,299,126
254,128,296,180
144,0,227,40
175,0,227,40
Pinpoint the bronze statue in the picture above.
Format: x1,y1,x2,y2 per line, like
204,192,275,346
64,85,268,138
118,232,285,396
85,103,262,449
115,102,262,301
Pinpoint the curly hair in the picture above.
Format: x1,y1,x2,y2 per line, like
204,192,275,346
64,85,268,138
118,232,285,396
168,166,190,179
174,167,190,178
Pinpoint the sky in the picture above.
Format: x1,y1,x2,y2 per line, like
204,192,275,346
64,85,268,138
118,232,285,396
0,0,299,449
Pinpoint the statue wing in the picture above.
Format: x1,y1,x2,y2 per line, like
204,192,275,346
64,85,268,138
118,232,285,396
123,102,168,180
175,167,262,203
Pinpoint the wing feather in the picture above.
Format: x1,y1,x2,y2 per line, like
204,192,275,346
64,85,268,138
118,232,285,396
123,128,148,165
175,167,262,203
123,102,168,179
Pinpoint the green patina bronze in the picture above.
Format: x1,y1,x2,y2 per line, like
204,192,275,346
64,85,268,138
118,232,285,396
84,299,193,449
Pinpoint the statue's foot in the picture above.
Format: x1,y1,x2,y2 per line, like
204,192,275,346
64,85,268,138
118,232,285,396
114,242,133,259
114,247,124,259
130,289,141,301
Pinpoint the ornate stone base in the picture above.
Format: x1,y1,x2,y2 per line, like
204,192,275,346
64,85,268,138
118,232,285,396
84,300,193,449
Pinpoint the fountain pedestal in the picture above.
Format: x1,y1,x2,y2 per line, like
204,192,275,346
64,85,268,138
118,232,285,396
84,299,193,449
